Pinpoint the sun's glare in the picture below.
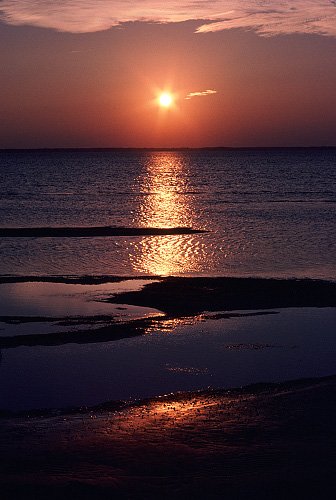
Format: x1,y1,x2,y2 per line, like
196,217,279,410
159,92,173,108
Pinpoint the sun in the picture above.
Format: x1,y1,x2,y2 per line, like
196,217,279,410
159,92,173,108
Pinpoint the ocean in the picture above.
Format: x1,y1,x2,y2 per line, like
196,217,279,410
1,148,335,279
0,148,335,411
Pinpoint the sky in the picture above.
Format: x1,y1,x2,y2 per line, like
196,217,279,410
1,0,336,148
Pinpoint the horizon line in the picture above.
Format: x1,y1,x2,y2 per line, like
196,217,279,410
1,146,336,152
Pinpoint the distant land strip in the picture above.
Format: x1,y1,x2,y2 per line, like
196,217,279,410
0,226,206,238
1,146,336,152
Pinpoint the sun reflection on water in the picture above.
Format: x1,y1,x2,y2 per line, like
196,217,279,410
137,152,194,228
130,152,207,275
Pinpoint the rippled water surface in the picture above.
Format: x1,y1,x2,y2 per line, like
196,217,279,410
1,148,335,278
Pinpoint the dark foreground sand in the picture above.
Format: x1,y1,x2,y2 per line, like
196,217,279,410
1,375,336,499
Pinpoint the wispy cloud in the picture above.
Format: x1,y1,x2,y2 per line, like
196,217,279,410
1,1,336,37
185,90,217,100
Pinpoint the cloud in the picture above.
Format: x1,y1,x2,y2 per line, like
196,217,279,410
185,90,217,100
0,1,336,37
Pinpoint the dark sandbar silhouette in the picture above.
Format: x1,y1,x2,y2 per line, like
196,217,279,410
109,276,336,315
0,311,279,349
0,226,206,238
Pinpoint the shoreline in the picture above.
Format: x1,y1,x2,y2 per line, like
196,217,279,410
1,276,335,349
1,277,336,497
0,373,334,419
1,276,335,348
107,276,336,315
1,374,336,498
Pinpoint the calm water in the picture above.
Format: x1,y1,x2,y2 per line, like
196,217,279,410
1,306,336,411
0,149,336,410
1,148,335,279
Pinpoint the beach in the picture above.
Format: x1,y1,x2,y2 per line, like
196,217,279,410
2,375,336,499
1,149,335,497
1,276,336,498
1,0,336,491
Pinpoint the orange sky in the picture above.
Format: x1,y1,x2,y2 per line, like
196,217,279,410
1,2,336,148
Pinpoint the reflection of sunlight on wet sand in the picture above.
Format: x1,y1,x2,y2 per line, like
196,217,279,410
141,315,204,335
111,395,226,436
130,152,206,275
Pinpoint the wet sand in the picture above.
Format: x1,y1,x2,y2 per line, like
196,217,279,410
109,276,336,315
1,276,336,497
1,276,335,349
1,376,336,499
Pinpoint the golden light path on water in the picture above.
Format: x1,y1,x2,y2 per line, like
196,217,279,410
129,152,207,276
